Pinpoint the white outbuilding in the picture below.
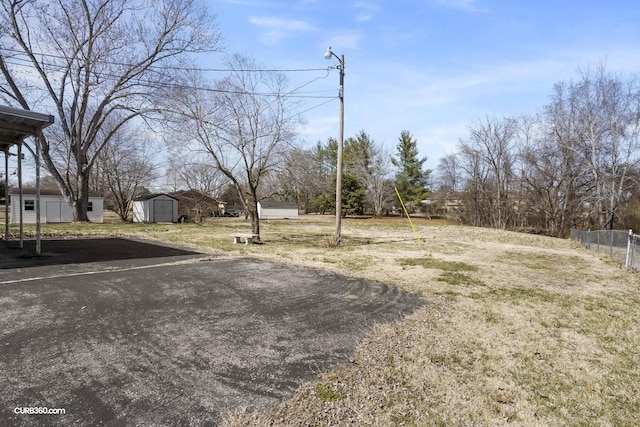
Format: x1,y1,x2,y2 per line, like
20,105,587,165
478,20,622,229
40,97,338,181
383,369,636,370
257,201,299,219
132,193,179,223
9,189,104,223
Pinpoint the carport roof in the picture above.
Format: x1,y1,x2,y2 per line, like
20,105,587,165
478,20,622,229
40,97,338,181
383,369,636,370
0,105,54,150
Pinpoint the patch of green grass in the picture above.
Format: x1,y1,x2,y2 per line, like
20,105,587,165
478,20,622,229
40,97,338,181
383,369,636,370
429,353,458,366
433,290,462,300
315,383,345,402
389,411,417,426
339,256,372,271
436,271,485,286
399,256,477,272
270,233,327,249
399,256,483,287
503,251,590,271
483,309,501,324
485,287,572,307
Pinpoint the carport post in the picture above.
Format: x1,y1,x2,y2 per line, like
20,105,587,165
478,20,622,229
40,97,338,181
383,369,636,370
35,137,41,255
3,148,7,241
18,142,23,248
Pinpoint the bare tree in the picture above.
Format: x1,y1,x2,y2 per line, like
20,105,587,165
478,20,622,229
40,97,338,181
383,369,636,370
272,142,337,214
456,142,491,227
436,153,462,193
551,66,640,229
94,126,157,222
457,116,518,229
266,147,316,206
432,153,463,216
438,66,640,234
166,156,228,222
0,0,220,221
168,156,227,198
520,102,593,236
521,141,587,235
174,54,300,239
353,141,393,217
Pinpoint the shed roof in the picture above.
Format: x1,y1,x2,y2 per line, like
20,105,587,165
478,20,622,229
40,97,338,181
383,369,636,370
9,188,103,198
133,193,178,201
259,201,298,209
170,189,218,203
0,105,54,151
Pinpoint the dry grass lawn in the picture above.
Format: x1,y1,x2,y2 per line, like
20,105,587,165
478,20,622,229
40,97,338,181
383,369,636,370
8,214,640,426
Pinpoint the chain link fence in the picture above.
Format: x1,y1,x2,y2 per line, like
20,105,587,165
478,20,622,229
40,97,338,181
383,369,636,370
570,229,640,271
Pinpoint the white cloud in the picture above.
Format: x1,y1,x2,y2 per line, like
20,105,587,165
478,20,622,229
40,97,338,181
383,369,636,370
325,31,362,50
353,1,381,22
381,58,570,111
298,114,339,142
249,16,314,44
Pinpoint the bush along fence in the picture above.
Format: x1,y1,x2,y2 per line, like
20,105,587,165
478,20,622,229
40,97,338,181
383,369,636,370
570,229,640,271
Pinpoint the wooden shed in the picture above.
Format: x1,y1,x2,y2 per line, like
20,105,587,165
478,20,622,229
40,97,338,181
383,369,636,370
132,193,179,223
9,189,104,223
257,201,299,219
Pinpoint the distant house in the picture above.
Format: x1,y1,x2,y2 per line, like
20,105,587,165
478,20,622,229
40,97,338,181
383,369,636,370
9,188,104,223
257,201,299,219
170,190,218,221
425,194,461,214
132,193,179,223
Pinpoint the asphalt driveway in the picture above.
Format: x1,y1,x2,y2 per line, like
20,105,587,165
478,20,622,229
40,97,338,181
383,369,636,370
0,239,424,426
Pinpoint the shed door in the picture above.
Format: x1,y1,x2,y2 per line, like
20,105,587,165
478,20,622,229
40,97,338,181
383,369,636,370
154,199,173,222
46,201,61,223
61,202,73,222
46,201,74,223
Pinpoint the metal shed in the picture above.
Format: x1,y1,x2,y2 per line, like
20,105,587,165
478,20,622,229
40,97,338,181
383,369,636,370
9,189,104,224
257,201,299,219
132,193,179,223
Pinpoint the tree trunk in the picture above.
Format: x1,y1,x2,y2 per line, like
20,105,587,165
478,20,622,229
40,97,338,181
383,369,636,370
74,172,91,222
249,201,260,241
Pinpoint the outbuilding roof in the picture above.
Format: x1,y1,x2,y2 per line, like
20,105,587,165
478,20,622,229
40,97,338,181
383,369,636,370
8,188,103,198
170,189,218,203
133,193,179,201
258,201,298,209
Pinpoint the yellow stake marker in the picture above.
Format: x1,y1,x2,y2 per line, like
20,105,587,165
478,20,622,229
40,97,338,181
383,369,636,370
394,187,421,242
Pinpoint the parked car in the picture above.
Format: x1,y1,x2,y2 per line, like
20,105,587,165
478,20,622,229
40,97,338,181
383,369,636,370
222,209,239,217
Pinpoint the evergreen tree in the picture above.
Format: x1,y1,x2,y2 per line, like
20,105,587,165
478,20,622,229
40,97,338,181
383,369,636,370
344,130,372,172
392,130,431,212
341,172,366,215
341,130,372,215
304,138,338,214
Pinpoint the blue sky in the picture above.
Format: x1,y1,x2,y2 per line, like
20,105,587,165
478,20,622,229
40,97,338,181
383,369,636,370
203,0,640,171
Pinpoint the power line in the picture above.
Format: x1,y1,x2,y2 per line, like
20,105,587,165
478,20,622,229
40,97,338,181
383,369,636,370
287,98,336,120
0,46,328,73
0,56,337,100
0,47,340,134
